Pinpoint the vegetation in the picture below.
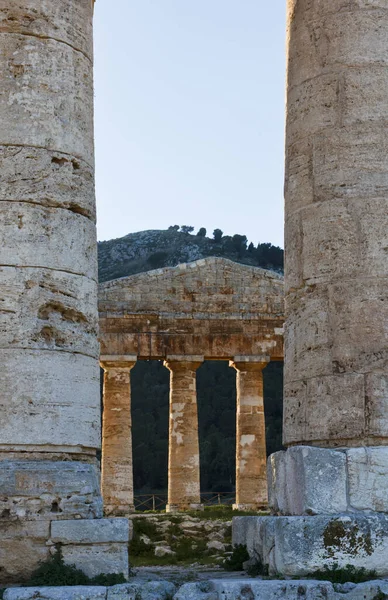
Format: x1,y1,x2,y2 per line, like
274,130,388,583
24,549,127,587
308,563,378,584
98,227,283,282
130,360,283,495
373,592,388,600
223,545,250,572
129,514,230,567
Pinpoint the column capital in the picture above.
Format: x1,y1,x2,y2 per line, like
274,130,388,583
164,355,204,371
229,356,270,372
100,355,137,371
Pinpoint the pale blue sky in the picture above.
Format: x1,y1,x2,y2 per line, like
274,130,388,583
94,2,286,247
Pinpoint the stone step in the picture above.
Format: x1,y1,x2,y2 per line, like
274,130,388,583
4,579,388,600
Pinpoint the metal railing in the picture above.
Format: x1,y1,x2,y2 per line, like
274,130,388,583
133,491,235,512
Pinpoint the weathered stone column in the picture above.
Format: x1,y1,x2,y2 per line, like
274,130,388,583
232,0,388,578
230,357,269,511
284,0,388,449
164,357,203,512
100,356,137,515
0,0,129,582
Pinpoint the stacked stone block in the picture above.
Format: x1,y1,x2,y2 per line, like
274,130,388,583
0,0,129,582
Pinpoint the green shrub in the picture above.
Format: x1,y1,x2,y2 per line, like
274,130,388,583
373,591,388,600
223,544,249,571
25,550,127,587
310,563,377,584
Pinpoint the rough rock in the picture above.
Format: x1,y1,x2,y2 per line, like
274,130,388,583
267,446,388,515
233,514,388,577
210,579,335,599
154,546,176,557
61,544,129,580
0,461,102,520
206,541,226,552
3,589,107,600
172,582,218,600
107,582,176,600
51,518,130,544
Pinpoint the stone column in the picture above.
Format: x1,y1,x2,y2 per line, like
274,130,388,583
230,357,269,511
232,0,388,578
164,356,204,512
0,0,129,583
284,0,388,449
100,356,137,515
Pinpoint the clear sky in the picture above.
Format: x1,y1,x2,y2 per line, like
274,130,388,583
94,1,286,247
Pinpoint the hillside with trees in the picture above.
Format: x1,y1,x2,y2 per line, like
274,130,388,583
98,227,284,495
98,226,283,282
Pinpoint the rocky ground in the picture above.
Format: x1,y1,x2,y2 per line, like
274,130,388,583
128,512,234,569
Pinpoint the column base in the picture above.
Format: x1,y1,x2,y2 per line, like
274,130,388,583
233,503,268,512
268,446,388,515
233,513,388,577
166,503,204,513
0,518,131,584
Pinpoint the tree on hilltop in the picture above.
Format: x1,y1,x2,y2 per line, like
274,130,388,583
213,229,223,243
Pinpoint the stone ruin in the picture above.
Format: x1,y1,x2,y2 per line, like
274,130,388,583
234,0,388,579
1,0,388,593
98,257,284,515
0,0,129,584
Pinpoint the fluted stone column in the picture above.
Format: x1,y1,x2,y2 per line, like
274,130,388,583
230,357,269,511
101,356,136,515
284,0,388,449
0,0,129,583
164,356,203,512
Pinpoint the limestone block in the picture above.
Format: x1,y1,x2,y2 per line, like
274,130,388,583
288,8,388,89
282,380,307,446
0,34,93,164
347,447,388,512
51,518,130,544
233,514,388,577
108,582,176,600
0,0,94,59
284,287,332,382
305,374,365,444
172,583,218,600
0,521,50,583
283,211,303,293
301,201,359,285
342,581,388,600
365,372,388,438
267,447,347,516
328,278,388,375
286,74,340,146
0,267,98,358
0,349,100,448
4,589,107,600
0,461,102,520
210,579,335,600
0,203,97,280
0,147,95,219
312,124,388,204
284,137,313,213
61,544,129,579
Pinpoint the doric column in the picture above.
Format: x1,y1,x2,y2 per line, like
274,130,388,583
0,1,101,505
230,357,269,511
164,356,204,512
0,0,132,583
100,356,137,515
284,0,388,449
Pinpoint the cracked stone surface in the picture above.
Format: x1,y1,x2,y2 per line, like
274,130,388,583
283,0,388,447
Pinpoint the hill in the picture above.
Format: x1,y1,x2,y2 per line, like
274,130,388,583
98,227,283,282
